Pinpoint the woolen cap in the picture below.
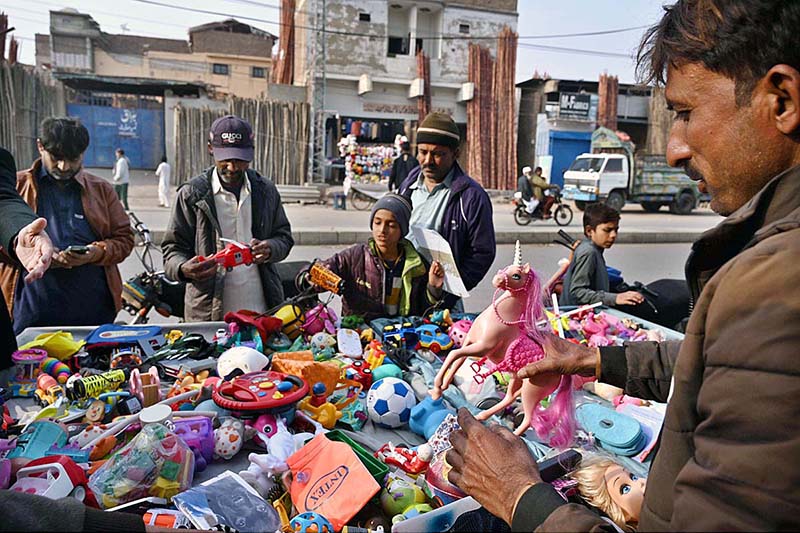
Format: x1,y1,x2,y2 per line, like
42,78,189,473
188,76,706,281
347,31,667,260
209,115,254,162
416,112,461,149
370,193,412,236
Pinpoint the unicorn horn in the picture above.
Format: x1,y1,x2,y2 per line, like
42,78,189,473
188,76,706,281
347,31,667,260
513,240,522,266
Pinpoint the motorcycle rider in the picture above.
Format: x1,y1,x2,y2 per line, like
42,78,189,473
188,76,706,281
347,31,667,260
529,166,559,219
516,166,538,214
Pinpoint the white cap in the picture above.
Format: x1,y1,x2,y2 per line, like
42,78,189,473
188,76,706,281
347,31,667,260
522,166,532,174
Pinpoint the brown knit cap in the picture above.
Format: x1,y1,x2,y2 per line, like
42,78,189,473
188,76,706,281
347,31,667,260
416,112,460,149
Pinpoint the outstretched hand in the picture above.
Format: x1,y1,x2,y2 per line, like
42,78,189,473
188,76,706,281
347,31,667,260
446,408,541,525
516,332,600,381
15,218,54,283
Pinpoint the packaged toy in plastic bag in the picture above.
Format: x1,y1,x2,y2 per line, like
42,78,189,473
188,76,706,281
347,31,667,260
88,422,194,508
172,470,281,532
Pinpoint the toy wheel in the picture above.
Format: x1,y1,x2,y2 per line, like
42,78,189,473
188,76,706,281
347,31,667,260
430,344,441,354
477,397,501,411
226,267,233,272
70,486,86,502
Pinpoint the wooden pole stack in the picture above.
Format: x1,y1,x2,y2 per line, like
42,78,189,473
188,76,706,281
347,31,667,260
271,0,295,85
416,50,431,122
597,73,619,131
491,26,518,190
466,26,518,190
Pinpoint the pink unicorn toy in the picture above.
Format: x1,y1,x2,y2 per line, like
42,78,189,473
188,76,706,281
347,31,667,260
431,242,576,445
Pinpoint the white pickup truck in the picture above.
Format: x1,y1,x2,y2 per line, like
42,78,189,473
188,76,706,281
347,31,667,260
561,128,709,214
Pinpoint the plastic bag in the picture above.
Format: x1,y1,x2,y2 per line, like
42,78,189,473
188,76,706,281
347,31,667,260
172,471,281,532
287,433,380,531
19,331,85,360
88,423,194,508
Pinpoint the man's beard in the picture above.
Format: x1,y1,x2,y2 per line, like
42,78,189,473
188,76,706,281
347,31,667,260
683,162,705,183
219,168,244,183
49,166,80,181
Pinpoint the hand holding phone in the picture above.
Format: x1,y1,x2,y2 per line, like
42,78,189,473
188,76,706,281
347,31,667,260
64,245,90,255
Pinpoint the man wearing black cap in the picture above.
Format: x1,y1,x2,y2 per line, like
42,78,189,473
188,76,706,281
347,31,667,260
162,115,294,321
398,113,496,308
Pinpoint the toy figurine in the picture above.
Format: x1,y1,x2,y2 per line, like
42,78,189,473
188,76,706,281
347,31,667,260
380,474,432,524
374,443,432,476
432,242,576,444
570,457,646,531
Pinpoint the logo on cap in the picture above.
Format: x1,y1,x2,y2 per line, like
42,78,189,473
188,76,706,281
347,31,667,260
220,132,243,144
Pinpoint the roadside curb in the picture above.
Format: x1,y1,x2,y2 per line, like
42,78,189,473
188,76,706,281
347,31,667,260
148,229,704,246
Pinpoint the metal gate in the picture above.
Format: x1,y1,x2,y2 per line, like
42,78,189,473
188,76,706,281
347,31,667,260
66,103,164,169
548,130,592,187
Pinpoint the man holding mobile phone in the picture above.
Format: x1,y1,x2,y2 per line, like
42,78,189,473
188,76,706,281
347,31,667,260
0,117,134,333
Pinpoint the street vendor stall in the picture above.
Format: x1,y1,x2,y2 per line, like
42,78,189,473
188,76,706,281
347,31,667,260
1,296,681,532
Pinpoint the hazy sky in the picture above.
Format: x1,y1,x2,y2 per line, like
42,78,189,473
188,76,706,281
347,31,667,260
4,0,666,84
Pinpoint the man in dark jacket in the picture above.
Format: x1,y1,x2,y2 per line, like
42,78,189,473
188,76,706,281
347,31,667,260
444,1,800,530
388,141,419,192
399,113,496,308
0,147,54,373
162,115,294,321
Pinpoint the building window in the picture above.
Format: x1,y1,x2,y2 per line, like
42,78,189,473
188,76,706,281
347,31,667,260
212,63,229,75
251,66,265,78
359,12,371,22
459,23,470,34
388,35,410,56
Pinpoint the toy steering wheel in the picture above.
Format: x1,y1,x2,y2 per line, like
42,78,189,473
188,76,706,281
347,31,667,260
213,371,309,411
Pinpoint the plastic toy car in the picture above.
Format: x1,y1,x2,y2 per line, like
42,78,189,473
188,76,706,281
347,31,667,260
415,324,454,354
199,239,254,272
382,322,419,349
34,374,64,408
9,455,99,507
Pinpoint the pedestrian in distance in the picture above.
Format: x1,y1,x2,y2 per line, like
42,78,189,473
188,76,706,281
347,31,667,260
112,148,130,210
155,155,171,208
445,0,800,530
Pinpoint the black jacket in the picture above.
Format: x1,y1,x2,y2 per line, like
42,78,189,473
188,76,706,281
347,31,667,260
389,153,419,191
0,148,37,369
161,167,294,322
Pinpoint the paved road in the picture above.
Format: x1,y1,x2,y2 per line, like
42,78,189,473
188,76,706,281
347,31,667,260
117,242,692,322
111,166,722,245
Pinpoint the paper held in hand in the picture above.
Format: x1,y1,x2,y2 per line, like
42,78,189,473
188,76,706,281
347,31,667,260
410,226,470,298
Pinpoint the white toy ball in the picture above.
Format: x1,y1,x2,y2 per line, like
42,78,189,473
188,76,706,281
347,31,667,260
366,377,417,428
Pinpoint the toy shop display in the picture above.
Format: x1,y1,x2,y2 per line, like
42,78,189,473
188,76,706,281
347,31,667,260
0,239,682,531
339,135,398,183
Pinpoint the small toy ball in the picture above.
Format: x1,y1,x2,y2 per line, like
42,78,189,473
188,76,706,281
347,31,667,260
448,319,473,349
290,512,334,533
367,377,417,429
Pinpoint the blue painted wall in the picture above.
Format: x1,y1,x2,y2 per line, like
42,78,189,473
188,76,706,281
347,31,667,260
67,104,164,169
548,130,592,187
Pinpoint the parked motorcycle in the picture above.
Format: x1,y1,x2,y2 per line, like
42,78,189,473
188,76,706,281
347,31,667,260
121,211,185,324
513,189,573,227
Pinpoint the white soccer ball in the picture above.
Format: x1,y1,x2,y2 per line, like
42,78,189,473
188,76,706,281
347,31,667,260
366,377,417,429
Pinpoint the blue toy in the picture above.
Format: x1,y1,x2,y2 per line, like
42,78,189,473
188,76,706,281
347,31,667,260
409,396,454,440
372,363,402,381
290,512,334,533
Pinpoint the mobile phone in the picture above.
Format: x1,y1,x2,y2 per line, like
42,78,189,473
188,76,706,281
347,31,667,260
537,449,582,482
64,245,90,255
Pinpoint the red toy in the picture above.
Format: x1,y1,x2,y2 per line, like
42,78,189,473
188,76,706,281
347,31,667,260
10,455,99,507
346,360,373,390
199,239,254,272
374,443,432,476
212,371,309,412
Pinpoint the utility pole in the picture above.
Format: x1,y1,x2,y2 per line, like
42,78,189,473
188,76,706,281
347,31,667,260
307,0,326,184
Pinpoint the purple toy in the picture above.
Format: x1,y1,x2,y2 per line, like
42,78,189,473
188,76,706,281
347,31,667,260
172,416,214,472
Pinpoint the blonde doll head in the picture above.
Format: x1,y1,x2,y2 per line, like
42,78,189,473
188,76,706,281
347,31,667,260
571,456,646,530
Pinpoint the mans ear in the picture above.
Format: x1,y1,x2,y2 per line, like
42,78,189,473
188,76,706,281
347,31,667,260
764,64,800,136
207,142,214,155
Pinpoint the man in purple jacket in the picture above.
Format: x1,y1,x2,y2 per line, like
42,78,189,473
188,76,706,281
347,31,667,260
398,113,496,308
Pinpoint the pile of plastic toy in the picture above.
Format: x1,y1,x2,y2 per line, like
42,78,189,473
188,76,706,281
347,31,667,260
0,298,669,531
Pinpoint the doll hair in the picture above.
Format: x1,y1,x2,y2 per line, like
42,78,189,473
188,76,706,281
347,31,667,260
571,456,635,530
